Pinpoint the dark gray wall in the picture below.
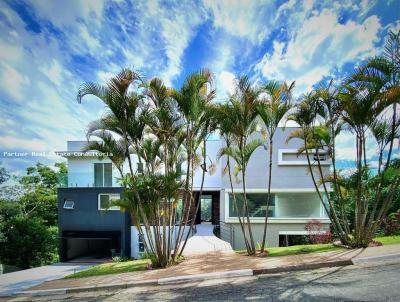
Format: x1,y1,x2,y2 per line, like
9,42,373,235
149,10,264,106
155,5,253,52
58,187,130,258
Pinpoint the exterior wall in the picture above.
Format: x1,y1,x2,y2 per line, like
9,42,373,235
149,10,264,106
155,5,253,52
224,222,330,249
130,226,191,259
58,187,130,258
67,157,121,187
191,139,223,190
64,141,139,188
60,125,331,254
220,127,331,190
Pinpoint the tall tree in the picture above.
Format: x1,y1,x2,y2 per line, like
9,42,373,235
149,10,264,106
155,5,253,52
256,80,294,254
218,76,262,255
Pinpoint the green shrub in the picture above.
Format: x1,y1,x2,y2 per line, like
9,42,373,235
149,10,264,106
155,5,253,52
0,216,58,268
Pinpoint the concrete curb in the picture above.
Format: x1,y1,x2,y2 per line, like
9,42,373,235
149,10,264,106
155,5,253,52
158,269,253,285
351,252,400,265
253,259,353,275
6,252,400,298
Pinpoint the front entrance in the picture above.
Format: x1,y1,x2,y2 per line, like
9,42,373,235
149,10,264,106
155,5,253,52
194,191,220,224
200,195,212,223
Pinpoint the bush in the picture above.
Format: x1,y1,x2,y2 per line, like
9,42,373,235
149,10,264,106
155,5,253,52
0,216,58,268
111,256,130,263
382,210,400,236
305,219,332,244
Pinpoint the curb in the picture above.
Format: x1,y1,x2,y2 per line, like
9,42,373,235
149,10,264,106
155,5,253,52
5,280,159,298
158,269,253,285
351,252,400,265
253,259,353,275
6,253,400,298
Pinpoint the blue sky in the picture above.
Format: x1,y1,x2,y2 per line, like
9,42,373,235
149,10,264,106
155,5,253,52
0,0,399,174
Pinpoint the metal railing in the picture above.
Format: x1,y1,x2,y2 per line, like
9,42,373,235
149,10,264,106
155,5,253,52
215,220,235,249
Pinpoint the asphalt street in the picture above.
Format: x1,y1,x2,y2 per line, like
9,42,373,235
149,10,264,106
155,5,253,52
5,258,400,302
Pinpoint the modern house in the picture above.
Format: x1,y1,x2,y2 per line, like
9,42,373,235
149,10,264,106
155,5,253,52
57,127,330,261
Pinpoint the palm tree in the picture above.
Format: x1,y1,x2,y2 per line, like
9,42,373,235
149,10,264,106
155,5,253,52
213,103,251,252
344,30,400,244
170,69,216,258
292,94,344,246
77,68,146,175
141,77,185,263
256,80,294,254
217,76,262,255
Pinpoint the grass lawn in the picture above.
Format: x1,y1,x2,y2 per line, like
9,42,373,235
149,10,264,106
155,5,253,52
236,235,400,257
65,259,150,279
235,243,342,256
374,235,400,245
265,243,342,257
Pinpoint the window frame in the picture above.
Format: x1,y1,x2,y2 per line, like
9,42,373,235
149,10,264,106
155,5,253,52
63,199,75,210
94,163,113,187
98,193,121,211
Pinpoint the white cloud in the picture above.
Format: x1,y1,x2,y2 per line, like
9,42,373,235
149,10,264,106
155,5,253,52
216,71,236,102
0,136,48,152
39,59,70,86
148,1,204,85
255,9,381,94
0,42,22,63
26,0,105,29
0,64,30,100
203,0,274,44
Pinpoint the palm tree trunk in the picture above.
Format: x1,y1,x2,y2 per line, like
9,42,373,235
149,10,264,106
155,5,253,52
179,139,207,257
330,122,350,234
226,140,250,251
173,131,192,260
384,103,397,170
355,132,364,246
260,138,273,253
239,137,256,254
304,134,348,245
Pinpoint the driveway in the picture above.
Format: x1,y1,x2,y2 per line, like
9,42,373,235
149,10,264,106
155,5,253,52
0,263,92,296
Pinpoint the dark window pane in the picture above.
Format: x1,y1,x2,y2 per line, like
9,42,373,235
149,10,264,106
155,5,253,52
99,194,109,209
94,163,103,187
229,193,275,217
137,162,143,174
104,163,112,186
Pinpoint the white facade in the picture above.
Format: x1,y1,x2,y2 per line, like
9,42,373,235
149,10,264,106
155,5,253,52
62,127,331,248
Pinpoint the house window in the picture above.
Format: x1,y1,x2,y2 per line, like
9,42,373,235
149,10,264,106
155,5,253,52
63,200,75,210
98,193,120,210
228,193,275,218
176,163,182,180
137,162,143,174
138,234,145,253
94,163,112,187
313,153,327,161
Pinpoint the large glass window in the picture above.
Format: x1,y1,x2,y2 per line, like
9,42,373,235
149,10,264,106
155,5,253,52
228,193,324,218
276,193,321,218
98,193,120,210
94,163,112,187
229,193,275,217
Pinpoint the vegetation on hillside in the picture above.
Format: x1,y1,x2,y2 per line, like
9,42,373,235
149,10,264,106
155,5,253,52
0,162,66,268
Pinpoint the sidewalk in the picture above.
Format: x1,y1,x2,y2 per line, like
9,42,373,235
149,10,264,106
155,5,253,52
0,263,93,296
25,243,400,293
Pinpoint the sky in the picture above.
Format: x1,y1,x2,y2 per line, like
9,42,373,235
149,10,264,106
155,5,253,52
0,0,399,175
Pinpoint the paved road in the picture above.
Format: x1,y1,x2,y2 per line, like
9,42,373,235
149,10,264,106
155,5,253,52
5,259,400,301
0,263,92,296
